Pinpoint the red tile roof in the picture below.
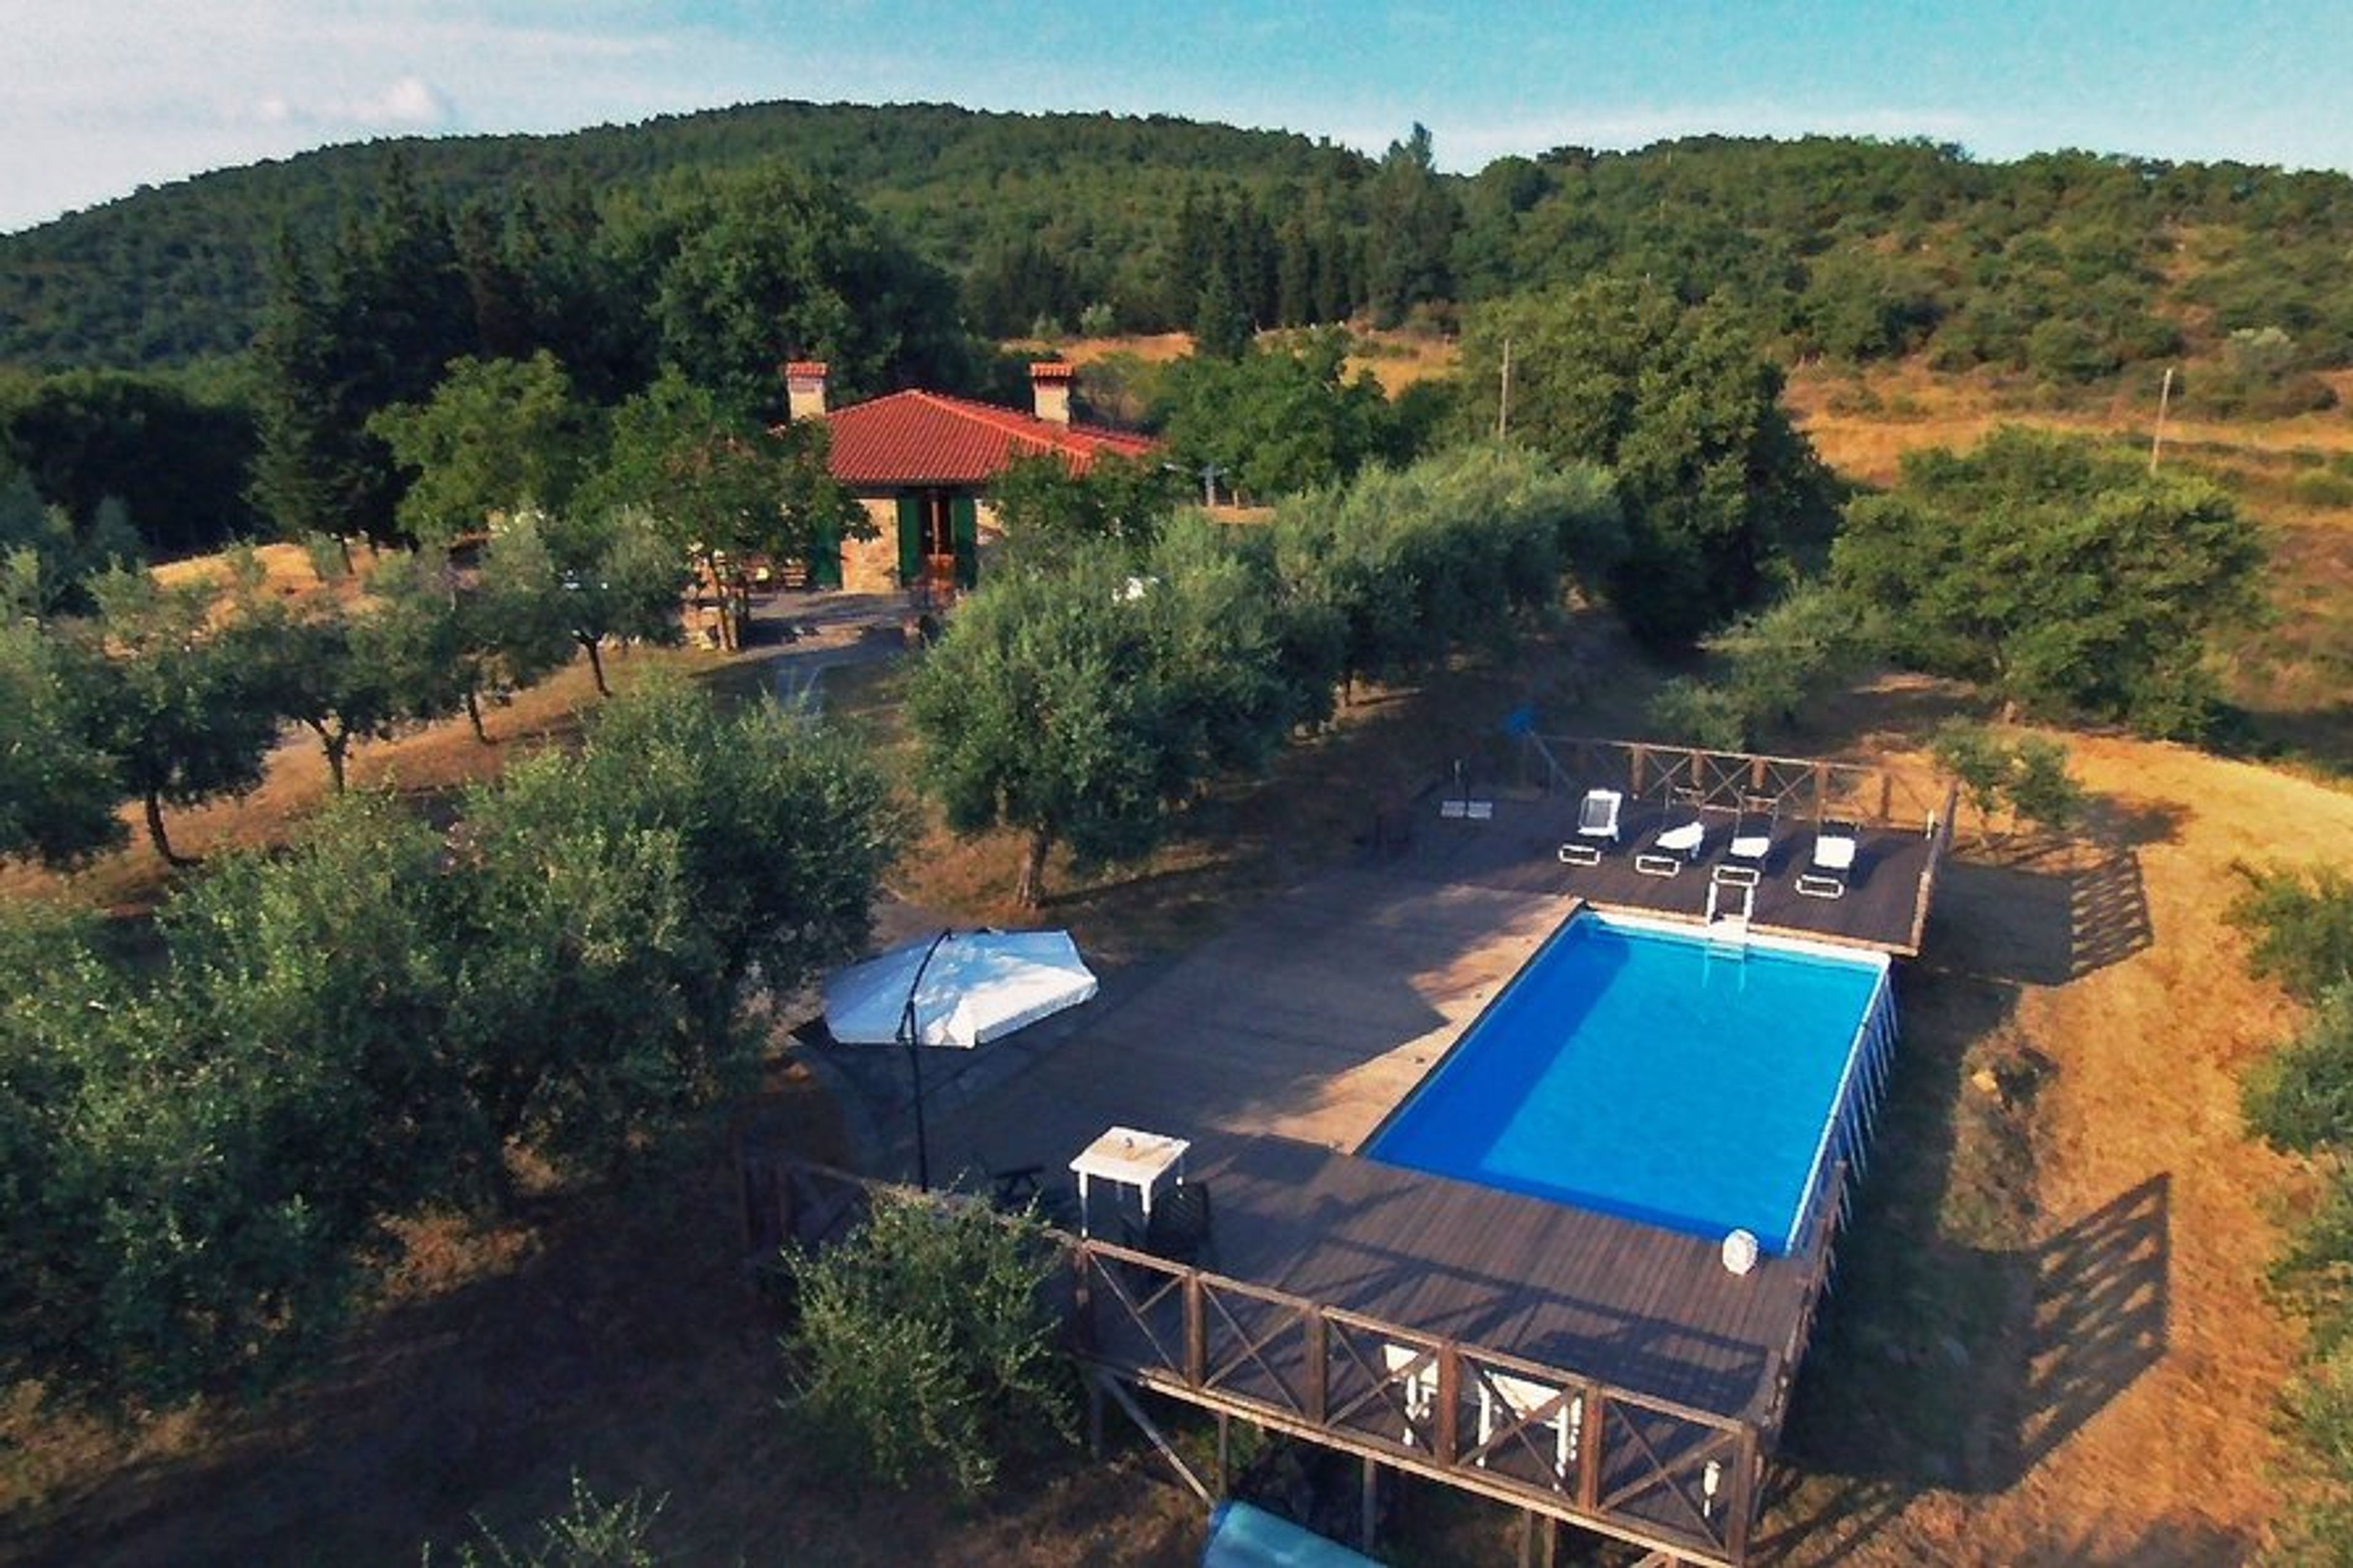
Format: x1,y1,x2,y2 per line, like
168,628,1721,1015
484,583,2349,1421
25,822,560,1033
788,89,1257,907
817,390,1157,488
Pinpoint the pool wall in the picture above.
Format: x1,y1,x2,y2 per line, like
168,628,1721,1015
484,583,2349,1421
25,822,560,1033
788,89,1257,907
1785,944,1898,1251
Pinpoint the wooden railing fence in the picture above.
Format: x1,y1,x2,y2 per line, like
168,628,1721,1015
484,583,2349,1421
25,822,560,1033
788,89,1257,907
743,1156,1775,1566
1526,735,1949,834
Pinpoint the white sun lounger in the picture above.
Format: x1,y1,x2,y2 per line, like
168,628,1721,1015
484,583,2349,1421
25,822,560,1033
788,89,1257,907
1713,811,1775,888
1796,820,1860,899
1635,815,1707,877
1556,789,1622,866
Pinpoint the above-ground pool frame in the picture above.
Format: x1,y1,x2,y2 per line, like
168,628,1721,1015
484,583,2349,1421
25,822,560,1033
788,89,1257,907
1366,907,1900,1259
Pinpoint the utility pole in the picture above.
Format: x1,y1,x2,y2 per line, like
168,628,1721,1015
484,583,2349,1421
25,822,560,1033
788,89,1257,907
2149,365,2175,474
1496,335,1514,439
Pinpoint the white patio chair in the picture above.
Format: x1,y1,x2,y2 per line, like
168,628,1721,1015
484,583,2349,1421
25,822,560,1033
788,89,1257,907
1475,1370,1581,1481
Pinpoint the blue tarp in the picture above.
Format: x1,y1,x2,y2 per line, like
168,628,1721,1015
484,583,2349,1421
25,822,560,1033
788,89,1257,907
1200,1500,1381,1567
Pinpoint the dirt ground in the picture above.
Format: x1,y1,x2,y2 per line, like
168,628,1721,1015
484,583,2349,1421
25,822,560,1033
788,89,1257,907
1760,714,2338,1566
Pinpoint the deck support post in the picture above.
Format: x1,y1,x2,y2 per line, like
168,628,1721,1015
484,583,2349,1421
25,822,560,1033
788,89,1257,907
1360,1454,1378,1551
1216,1412,1230,1494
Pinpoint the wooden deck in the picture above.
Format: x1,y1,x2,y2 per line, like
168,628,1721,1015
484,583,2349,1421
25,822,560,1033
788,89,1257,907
1398,790,1947,955
784,775,1939,1561
1149,1132,1811,1425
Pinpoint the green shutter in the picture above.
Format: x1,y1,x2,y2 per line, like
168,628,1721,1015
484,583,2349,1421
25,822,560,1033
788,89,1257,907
810,515,843,589
951,493,979,588
895,494,922,586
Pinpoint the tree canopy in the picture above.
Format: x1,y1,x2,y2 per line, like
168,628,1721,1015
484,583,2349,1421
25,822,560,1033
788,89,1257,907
1832,426,2265,737
368,350,601,547
1153,330,1410,501
1459,279,1830,643
0,681,899,1408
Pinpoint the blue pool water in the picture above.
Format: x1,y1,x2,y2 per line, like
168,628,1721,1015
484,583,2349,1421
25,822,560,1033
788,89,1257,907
1366,913,1890,1254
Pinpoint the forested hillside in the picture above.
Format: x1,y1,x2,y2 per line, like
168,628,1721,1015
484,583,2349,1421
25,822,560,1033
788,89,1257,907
9,100,2353,408
0,100,1369,367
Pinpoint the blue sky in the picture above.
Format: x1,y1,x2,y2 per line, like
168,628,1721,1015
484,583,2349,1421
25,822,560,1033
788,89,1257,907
5,1,2348,233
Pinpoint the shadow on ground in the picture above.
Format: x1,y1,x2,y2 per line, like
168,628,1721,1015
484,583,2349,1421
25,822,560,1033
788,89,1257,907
1751,830,2174,1565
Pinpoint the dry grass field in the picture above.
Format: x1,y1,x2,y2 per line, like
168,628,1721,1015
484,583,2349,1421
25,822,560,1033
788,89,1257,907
4,358,2350,1563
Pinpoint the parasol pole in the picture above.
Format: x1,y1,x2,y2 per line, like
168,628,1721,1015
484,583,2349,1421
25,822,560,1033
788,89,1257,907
897,928,956,1191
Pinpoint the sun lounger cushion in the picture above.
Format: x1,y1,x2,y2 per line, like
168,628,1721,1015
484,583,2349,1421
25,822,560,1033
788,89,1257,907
1655,819,1704,857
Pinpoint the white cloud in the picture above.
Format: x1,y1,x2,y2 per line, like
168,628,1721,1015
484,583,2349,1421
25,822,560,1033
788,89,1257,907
243,74,456,134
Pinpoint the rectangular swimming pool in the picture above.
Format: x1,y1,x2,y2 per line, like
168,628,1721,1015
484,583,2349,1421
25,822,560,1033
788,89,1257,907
1365,911,1894,1256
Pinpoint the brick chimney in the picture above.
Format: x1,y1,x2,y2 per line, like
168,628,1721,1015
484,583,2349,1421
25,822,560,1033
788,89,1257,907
783,360,829,422
1029,361,1074,426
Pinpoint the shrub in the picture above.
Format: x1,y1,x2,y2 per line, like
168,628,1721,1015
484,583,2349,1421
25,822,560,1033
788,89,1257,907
431,1472,669,1567
2244,987,2353,1154
2293,468,2353,510
1647,676,1750,752
2229,865,2353,1004
781,1192,1077,1498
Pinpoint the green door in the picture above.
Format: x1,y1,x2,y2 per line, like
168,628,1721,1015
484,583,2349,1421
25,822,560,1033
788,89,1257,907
895,494,922,587
951,493,979,588
809,515,843,589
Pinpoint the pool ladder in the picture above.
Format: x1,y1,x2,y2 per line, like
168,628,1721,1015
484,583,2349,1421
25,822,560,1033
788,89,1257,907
1703,879,1753,953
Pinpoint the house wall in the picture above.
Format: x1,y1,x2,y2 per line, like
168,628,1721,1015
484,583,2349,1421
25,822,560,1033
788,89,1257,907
840,497,901,594
836,492,1006,595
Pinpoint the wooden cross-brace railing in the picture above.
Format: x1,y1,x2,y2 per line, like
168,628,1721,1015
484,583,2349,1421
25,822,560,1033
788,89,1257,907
1525,735,1947,833
1073,1240,1764,1566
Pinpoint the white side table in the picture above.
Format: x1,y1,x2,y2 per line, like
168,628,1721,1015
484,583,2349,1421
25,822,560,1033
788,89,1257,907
1069,1126,1190,1238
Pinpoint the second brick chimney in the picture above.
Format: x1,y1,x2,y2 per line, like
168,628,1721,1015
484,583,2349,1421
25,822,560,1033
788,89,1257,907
784,360,829,422
1029,362,1074,426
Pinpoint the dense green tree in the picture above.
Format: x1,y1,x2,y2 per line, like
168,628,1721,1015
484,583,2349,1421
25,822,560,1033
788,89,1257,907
522,507,691,697
0,621,123,867
456,526,586,740
0,370,260,558
248,161,478,545
451,680,900,1173
368,352,601,547
1363,125,1458,326
1270,444,1617,701
81,568,282,865
0,804,464,1404
1,682,899,1409
2229,866,2353,1007
1460,279,1831,643
907,561,1190,907
0,463,143,618
1153,331,1398,501
355,547,487,732
1833,427,2265,737
243,594,411,793
1643,584,1862,749
907,533,1294,907
985,452,1179,574
580,371,864,650
645,162,976,417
